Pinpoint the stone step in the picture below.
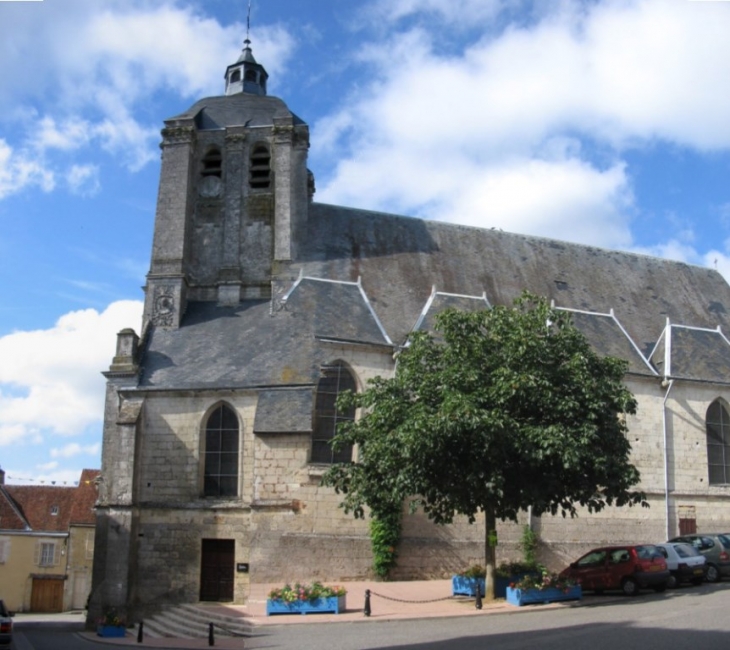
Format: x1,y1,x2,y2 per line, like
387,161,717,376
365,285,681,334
140,604,254,640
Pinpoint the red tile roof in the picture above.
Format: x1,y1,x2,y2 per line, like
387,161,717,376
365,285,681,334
0,469,99,533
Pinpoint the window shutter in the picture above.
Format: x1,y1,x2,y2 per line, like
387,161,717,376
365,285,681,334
34,540,41,565
53,542,60,566
0,538,9,563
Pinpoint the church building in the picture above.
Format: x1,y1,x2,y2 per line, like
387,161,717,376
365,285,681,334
90,37,730,619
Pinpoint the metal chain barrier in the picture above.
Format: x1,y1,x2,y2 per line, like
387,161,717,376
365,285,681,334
363,588,461,617
369,590,454,604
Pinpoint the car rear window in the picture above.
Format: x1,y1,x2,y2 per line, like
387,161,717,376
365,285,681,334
635,545,660,559
673,544,697,558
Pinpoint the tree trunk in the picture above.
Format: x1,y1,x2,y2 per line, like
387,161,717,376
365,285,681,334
484,507,497,601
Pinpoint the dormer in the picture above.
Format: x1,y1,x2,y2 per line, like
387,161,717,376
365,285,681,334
225,39,268,96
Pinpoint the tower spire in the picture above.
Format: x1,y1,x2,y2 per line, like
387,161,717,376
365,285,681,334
224,1,268,96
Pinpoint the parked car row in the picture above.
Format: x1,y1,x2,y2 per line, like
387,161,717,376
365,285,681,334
559,533,730,596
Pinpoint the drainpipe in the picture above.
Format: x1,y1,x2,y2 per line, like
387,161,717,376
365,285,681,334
662,378,674,540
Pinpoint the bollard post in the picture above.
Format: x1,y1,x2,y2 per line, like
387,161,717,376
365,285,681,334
208,622,215,646
364,589,371,617
475,586,482,610
137,620,144,643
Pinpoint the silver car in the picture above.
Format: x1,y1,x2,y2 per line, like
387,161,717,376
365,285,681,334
655,542,706,587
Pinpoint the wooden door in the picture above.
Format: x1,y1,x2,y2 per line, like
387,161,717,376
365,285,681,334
200,539,235,602
31,578,64,612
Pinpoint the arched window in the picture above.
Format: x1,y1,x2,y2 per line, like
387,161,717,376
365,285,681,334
204,404,239,496
202,148,222,178
249,144,271,189
230,69,241,83
311,363,356,464
707,400,730,485
245,69,258,83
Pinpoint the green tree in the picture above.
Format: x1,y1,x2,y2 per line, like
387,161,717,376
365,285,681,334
323,293,646,599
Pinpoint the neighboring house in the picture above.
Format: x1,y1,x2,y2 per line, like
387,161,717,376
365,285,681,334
0,468,99,612
90,36,730,623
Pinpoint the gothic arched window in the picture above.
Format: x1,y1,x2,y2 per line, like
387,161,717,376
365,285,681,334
311,363,356,464
707,400,730,485
249,144,271,189
204,403,239,496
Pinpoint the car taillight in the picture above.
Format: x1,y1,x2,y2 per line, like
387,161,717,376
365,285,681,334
0,622,10,633
721,551,729,561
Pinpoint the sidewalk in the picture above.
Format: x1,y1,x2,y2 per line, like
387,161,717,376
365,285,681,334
64,579,581,648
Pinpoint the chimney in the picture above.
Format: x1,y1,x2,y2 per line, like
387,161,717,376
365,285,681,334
0,467,5,485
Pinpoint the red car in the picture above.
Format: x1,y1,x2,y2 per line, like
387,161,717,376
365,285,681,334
560,545,670,596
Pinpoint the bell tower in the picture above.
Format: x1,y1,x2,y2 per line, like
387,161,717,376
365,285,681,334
143,36,310,330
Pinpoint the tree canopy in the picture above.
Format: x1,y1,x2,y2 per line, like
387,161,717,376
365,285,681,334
322,293,646,593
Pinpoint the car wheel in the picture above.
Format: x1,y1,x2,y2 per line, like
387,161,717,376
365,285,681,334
706,564,720,583
666,573,678,589
621,577,639,596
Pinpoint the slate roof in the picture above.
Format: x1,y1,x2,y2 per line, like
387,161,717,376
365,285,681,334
138,201,730,390
165,93,304,130
651,325,730,382
297,203,730,360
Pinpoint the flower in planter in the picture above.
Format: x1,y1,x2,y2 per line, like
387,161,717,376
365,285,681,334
496,561,542,577
455,565,486,579
510,570,578,593
268,582,347,603
98,607,126,627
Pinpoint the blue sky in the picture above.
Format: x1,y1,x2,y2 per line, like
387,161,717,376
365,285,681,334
2,0,730,485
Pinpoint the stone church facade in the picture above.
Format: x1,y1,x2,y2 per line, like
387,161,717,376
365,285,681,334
90,39,730,619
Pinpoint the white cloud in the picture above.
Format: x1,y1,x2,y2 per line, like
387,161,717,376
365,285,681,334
0,2,296,199
0,300,143,446
66,164,100,197
51,443,101,459
0,138,55,200
367,0,512,26
314,0,730,253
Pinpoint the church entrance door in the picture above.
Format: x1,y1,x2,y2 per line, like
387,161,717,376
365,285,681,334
200,539,235,602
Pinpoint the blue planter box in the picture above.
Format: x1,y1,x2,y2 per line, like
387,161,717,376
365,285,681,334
452,575,485,597
506,585,582,606
97,625,126,637
266,595,345,616
452,573,539,598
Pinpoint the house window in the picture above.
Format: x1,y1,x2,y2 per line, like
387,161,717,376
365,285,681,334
204,404,239,497
38,542,57,567
706,400,730,484
202,148,222,178
311,363,356,464
230,69,241,83
50,505,59,516
249,144,271,189
0,537,9,564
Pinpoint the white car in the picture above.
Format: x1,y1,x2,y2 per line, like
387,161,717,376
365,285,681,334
0,599,12,646
655,542,706,588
